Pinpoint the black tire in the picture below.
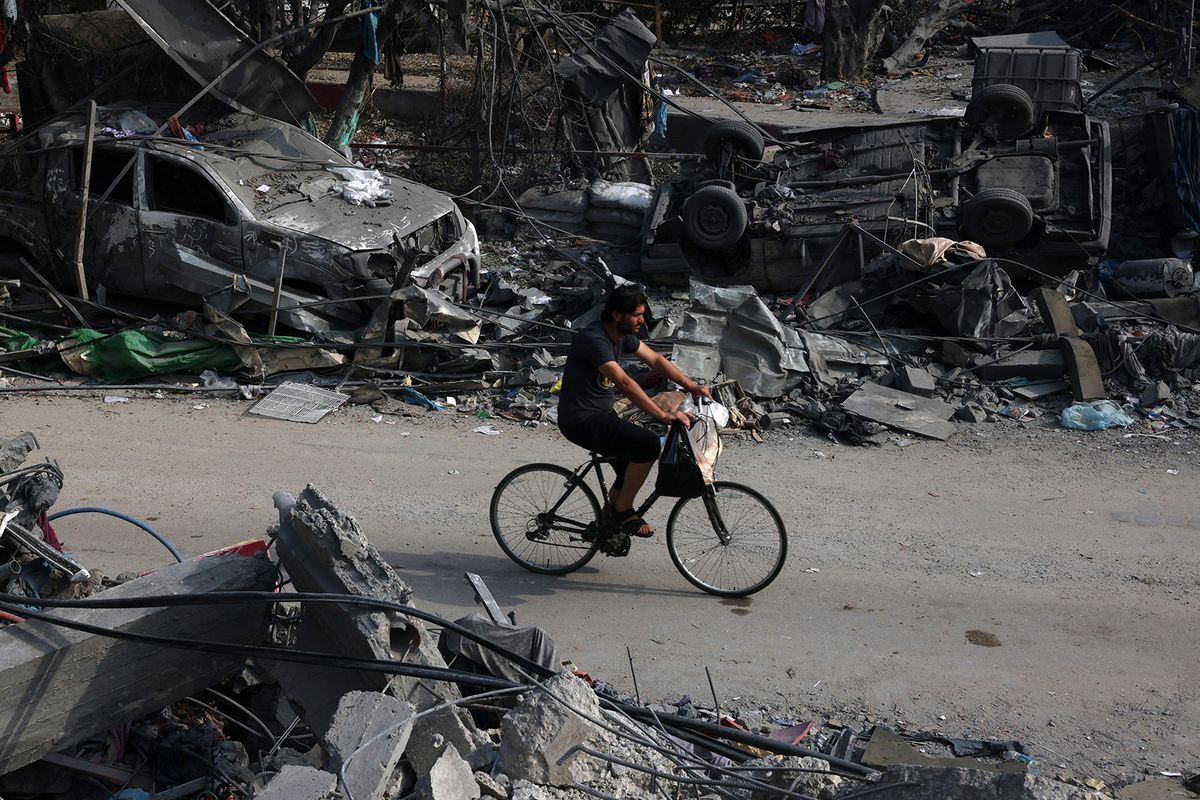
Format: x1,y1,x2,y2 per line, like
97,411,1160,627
681,185,747,252
965,84,1036,140
703,120,766,164
490,463,600,575
960,188,1035,247
666,482,788,597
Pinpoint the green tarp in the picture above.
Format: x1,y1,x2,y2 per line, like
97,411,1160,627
67,327,243,380
0,325,38,354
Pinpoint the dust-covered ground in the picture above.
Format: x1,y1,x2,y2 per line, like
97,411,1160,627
2,392,1197,782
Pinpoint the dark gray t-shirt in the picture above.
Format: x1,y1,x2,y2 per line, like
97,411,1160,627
557,321,641,426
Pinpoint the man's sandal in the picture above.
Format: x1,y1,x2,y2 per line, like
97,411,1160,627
613,507,654,538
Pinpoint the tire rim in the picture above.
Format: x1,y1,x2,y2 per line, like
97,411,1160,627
698,203,731,237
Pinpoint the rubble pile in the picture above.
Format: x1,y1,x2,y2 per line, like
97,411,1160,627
2,431,1185,800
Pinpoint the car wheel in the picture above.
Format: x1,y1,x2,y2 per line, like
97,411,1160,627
960,188,1035,247
702,120,766,165
965,84,1036,140
682,185,748,252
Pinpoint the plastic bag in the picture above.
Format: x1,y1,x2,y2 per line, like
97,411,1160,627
656,426,704,498
1059,400,1134,431
683,398,727,483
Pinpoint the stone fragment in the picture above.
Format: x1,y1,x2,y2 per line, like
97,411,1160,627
499,673,601,786
412,744,480,800
323,691,414,800
255,765,338,800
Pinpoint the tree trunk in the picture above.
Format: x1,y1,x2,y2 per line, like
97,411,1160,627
287,0,350,81
323,0,410,149
822,0,891,81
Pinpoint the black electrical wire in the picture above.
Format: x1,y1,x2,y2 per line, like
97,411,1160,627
0,598,520,689
0,589,557,679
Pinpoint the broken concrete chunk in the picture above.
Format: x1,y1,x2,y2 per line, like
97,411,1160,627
0,553,275,775
1032,287,1080,337
1140,380,1173,408
412,744,480,800
975,349,1065,381
747,755,844,800
407,706,489,774
954,403,988,423
894,365,938,397
1059,338,1106,402
509,780,593,800
878,764,1117,800
0,431,38,472
323,691,414,800
476,771,508,799
252,765,338,800
499,672,602,786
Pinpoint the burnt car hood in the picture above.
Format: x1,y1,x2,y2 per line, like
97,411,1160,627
257,175,457,251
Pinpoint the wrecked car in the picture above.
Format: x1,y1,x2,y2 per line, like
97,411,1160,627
642,107,1111,292
0,104,480,332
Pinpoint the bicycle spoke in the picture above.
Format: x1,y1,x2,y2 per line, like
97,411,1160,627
491,465,600,575
667,484,787,596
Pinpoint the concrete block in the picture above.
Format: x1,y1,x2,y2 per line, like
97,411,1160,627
269,486,473,736
1059,338,1106,401
412,744,480,800
475,771,508,799
324,691,414,800
0,553,275,774
256,765,338,800
1031,287,1080,337
1140,380,1173,408
942,341,971,367
499,672,601,786
894,365,938,397
954,403,987,423
407,706,488,774
878,764,1113,800
975,350,1065,381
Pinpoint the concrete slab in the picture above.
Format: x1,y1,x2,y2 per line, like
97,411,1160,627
0,553,275,774
324,691,414,800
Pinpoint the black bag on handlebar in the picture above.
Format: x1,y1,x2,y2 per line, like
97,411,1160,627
656,425,704,499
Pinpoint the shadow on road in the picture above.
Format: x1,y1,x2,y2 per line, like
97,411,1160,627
383,549,699,611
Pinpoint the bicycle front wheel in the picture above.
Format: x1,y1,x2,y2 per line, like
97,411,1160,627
490,463,601,575
666,481,787,596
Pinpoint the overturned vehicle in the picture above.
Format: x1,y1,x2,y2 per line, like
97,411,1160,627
0,105,480,333
642,107,1112,292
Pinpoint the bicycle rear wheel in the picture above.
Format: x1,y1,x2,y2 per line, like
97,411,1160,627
666,481,787,596
490,463,601,575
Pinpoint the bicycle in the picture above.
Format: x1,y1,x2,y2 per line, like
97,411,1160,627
489,424,788,596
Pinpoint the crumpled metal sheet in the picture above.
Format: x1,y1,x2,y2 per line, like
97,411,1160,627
928,260,1029,340
112,0,318,123
672,280,809,398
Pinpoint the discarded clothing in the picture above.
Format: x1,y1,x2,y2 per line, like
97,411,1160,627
438,612,559,685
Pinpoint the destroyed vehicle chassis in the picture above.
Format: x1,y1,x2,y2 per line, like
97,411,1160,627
642,111,1111,292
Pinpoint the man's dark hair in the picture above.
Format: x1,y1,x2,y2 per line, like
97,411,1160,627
603,284,648,321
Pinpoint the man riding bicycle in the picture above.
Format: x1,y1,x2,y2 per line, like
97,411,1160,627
556,285,712,539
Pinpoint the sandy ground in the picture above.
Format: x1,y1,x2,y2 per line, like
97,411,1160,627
2,392,1196,781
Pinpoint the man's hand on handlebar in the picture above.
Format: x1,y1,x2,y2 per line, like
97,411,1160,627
662,410,693,429
689,381,713,403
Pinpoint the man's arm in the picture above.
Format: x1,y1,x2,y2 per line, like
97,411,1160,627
599,361,691,427
633,343,713,402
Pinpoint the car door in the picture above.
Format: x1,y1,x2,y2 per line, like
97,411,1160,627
46,144,145,295
140,151,245,304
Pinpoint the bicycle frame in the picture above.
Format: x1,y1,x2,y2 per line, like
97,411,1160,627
543,455,662,535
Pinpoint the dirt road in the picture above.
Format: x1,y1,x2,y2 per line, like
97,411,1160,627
3,393,1196,779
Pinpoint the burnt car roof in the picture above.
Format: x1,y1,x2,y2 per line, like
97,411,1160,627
19,104,455,250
